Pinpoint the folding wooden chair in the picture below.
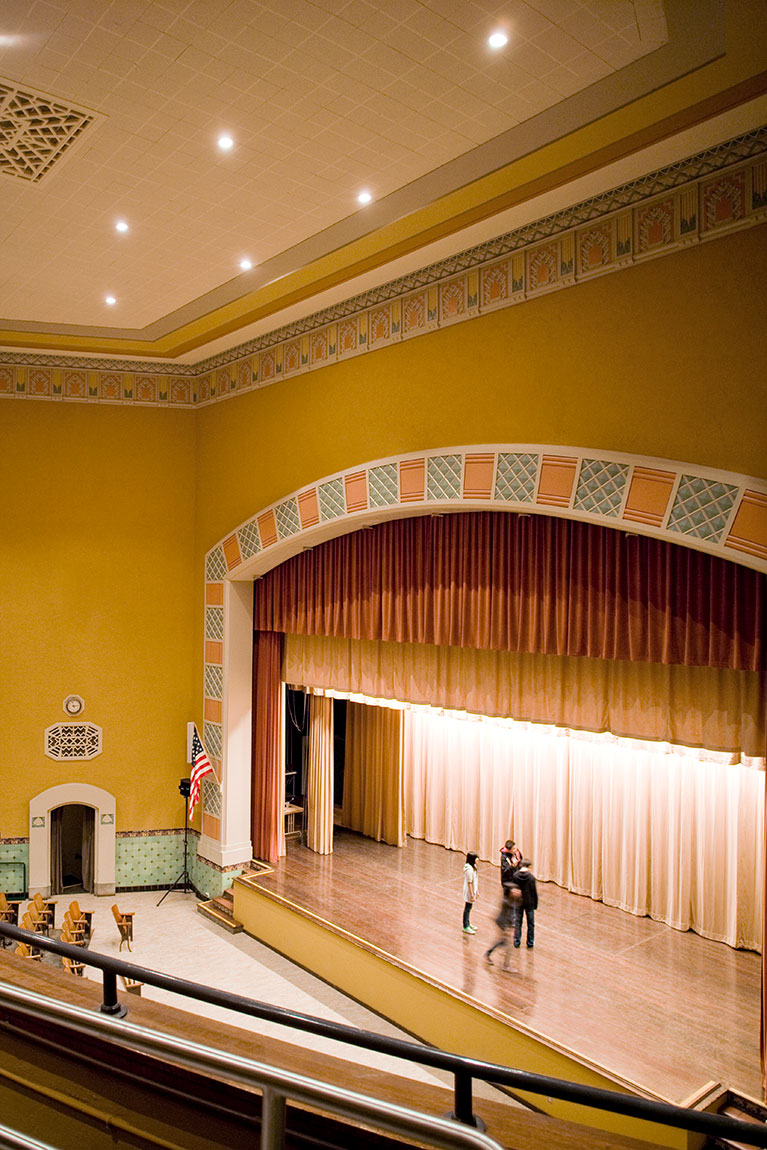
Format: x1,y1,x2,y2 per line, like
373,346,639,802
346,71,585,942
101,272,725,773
68,899,93,941
112,904,134,951
15,941,42,961
61,911,86,945
31,891,56,930
0,892,19,947
61,954,85,977
21,908,47,936
121,975,143,996
0,892,19,925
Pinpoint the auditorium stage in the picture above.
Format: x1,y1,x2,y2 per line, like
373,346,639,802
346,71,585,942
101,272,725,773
247,829,761,1106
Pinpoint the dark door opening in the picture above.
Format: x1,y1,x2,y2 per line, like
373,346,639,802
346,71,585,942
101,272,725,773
50,804,94,894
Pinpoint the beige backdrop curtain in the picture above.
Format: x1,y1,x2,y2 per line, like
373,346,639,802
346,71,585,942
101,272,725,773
307,694,334,854
284,633,765,756
341,702,404,846
403,709,764,951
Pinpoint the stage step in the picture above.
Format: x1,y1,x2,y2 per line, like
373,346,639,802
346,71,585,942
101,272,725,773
197,889,243,933
703,1089,767,1149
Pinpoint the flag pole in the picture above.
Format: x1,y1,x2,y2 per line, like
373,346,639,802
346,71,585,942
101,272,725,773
157,777,193,906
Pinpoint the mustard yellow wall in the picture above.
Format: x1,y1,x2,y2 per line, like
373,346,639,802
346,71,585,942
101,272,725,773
195,226,767,553
1,401,197,836
3,224,764,838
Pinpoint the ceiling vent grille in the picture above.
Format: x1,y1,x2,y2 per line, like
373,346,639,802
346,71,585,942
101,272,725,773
0,80,97,183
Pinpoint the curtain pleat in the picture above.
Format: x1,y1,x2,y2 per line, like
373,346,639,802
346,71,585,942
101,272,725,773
256,513,765,671
341,702,404,846
50,807,63,896
403,709,764,950
252,630,284,863
81,806,94,892
284,633,765,757
307,694,334,854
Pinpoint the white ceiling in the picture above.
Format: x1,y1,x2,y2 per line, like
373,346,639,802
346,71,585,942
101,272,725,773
0,0,667,332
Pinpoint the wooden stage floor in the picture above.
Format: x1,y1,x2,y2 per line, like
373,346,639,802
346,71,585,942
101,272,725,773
252,829,762,1105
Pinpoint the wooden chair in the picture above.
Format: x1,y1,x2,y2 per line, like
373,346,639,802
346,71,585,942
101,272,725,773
0,892,19,947
31,891,56,929
112,904,134,951
68,899,92,940
61,911,86,945
0,892,19,925
61,955,85,977
121,975,143,996
15,941,42,961
21,908,46,935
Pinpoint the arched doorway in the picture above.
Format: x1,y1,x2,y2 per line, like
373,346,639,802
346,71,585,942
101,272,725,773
50,803,95,895
29,783,116,898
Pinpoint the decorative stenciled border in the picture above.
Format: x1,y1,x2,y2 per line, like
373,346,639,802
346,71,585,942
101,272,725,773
199,445,767,860
1,128,765,407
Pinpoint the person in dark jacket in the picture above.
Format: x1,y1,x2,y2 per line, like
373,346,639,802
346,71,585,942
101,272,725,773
512,860,538,948
499,839,521,886
484,885,521,970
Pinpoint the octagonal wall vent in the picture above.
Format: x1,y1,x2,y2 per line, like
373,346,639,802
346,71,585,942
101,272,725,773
45,722,102,761
0,79,99,183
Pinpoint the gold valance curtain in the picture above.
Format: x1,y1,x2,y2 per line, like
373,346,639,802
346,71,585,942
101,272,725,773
285,633,765,757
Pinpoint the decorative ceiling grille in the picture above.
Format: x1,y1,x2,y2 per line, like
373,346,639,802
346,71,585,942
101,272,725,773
0,81,96,183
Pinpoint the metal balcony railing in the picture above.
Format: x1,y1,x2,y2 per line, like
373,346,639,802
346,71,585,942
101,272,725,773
1,920,765,1148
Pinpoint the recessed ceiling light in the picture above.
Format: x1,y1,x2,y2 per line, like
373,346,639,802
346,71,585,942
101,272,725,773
488,30,508,49
105,295,116,306
239,258,253,270
115,219,129,233
218,134,234,151
357,190,372,205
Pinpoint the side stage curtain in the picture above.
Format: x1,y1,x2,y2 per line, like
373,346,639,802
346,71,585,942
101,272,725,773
307,694,334,854
342,702,404,846
252,630,284,863
284,633,765,757
255,513,765,671
403,709,764,951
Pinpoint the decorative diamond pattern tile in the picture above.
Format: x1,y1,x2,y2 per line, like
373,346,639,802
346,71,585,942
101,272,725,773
205,547,227,582
205,606,224,641
204,722,222,760
238,519,261,559
573,459,629,516
427,455,462,501
495,453,539,502
369,464,399,507
275,498,301,539
205,665,223,700
667,475,739,541
319,478,346,521
116,834,183,887
202,777,222,818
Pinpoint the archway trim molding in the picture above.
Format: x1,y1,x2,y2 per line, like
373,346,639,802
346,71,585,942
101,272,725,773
197,442,767,869
29,782,116,898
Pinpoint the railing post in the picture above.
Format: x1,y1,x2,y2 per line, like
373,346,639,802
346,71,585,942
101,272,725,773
452,1070,483,1129
260,1086,286,1150
100,971,127,1018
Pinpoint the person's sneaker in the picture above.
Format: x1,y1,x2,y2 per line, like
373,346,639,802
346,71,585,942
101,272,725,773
513,941,521,947
527,943,534,948
462,927,474,934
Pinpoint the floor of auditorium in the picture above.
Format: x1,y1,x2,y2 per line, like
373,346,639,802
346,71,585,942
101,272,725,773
250,830,762,1105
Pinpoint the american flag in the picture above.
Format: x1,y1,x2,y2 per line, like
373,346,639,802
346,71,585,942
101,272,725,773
189,724,215,820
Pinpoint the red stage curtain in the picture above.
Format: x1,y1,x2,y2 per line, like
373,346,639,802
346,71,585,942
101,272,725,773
254,513,765,671
251,630,283,863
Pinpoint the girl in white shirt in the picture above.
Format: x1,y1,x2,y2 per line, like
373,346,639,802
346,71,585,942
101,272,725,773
462,851,479,934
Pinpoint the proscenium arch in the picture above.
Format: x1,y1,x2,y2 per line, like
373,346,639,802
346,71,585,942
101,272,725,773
29,782,116,897
197,444,767,872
